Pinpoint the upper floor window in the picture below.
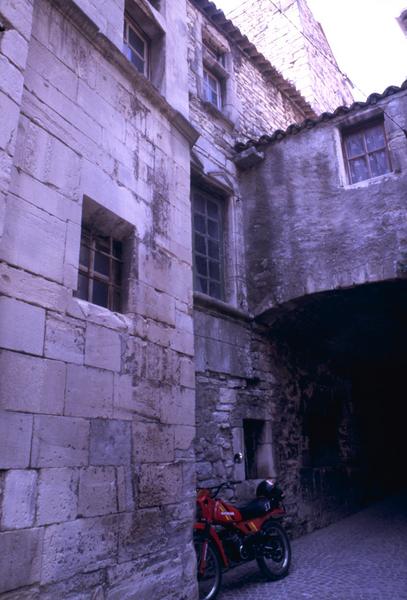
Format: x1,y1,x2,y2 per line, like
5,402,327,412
192,188,224,300
203,68,222,110
76,228,123,312
123,14,149,77
342,120,391,184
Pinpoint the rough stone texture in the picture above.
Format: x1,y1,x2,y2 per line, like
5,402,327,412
0,351,66,415
0,411,33,469
78,466,117,517
0,528,43,594
31,415,90,468
36,468,79,526
90,419,131,466
1,470,37,530
228,0,354,114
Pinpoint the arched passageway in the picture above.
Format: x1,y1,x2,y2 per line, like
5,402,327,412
263,279,407,533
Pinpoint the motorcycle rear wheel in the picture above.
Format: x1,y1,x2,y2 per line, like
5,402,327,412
194,535,222,600
256,521,291,580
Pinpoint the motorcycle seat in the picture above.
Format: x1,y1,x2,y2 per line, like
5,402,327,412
238,498,271,521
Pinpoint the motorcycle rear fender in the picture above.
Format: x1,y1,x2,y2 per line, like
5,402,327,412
194,522,229,567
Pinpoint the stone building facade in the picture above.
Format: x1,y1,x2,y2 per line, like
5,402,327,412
1,0,405,598
228,0,354,113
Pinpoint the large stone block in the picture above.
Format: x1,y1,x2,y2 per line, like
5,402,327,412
0,351,65,415
0,29,29,71
0,262,70,313
113,374,134,420
160,386,195,426
31,415,89,468
138,463,183,507
0,195,67,283
118,509,167,563
44,313,85,365
0,296,45,355
0,91,20,152
0,411,32,468
85,323,121,372
65,364,114,418
41,516,118,584
0,0,34,40
1,470,37,530
0,528,43,594
90,419,131,466
133,421,174,464
78,467,117,518
117,466,135,513
36,468,79,526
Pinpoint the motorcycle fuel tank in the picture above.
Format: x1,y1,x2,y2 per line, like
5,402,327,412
213,499,242,523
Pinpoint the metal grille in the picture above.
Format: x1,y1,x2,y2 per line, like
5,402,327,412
75,228,123,312
192,189,224,300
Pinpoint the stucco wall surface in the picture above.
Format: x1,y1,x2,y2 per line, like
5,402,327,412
240,93,407,314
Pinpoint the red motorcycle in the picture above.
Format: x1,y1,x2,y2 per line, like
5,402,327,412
194,479,291,600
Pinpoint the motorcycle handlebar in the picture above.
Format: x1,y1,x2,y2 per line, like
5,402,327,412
197,480,242,497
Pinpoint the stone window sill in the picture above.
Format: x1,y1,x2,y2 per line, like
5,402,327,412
193,291,252,322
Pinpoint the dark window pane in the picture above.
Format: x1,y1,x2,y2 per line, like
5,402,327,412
209,281,221,299
369,150,390,178
95,236,110,253
197,277,207,294
365,125,385,152
92,280,109,308
113,240,122,259
207,200,219,218
194,214,206,234
196,255,208,276
112,261,122,285
79,244,90,268
208,219,219,239
209,261,220,281
194,194,206,214
345,132,364,158
94,251,109,277
208,239,220,260
77,273,89,300
349,157,369,183
113,290,121,313
128,27,145,56
129,49,145,74
194,234,206,254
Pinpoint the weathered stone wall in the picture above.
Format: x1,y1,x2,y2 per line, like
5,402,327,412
228,0,354,114
239,91,407,315
0,0,197,598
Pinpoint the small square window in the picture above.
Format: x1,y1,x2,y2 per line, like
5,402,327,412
75,227,123,312
192,188,224,300
203,69,222,110
123,14,149,77
342,120,391,184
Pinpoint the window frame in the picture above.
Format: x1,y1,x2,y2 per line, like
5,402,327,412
203,68,223,111
76,227,123,313
192,187,225,301
123,13,150,78
342,119,392,185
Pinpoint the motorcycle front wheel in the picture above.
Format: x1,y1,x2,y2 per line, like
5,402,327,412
194,535,222,600
256,521,291,580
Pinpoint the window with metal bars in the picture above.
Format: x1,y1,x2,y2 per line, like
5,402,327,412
75,228,123,312
192,188,224,300
123,14,149,77
342,119,391,184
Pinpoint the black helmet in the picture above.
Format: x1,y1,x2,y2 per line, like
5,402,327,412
256,479,282,503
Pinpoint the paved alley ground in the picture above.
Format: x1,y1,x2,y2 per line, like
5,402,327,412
220,493,407,600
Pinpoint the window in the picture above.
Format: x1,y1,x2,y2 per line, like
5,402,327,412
342,120,391,184
123,14,149,76
192,188,224,300
203,68,222,110
76,228,123,312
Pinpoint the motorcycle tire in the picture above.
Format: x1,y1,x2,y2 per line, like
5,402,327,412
256,521,291,580
194,534,222,600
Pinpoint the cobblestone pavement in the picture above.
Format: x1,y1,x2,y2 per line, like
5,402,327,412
219,492,407,600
